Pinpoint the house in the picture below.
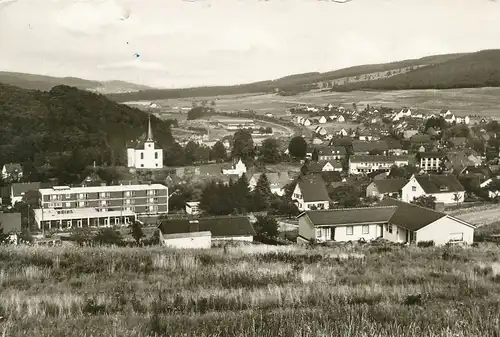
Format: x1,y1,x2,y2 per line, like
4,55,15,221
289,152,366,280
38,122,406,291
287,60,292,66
126,114,164,169
297,199,475,245
392,108,412,121
351,140,389,155
349,155,409,175
479,178,500,199
365,178,408,200
10,182,42,206
314,126,327,136
403,130,419,139
222,159,247,177
321,161,343,172
158,216,256,248
416,152,448,173
337,128,348,137
401,174,465,205
317,146,346,161
358,130,374,141
81,172,106,187
185,201,200,215
444,114,456,123
379,198,475,245
318,116,327,124
297,206,397,243
456,116,470,125
248,172,291,196
1,163,23,181
386,139,407,156
337,116,345,122
292,174,331,211
0,212,22,244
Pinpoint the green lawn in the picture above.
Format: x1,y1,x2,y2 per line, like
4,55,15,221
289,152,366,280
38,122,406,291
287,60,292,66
1,243,500,336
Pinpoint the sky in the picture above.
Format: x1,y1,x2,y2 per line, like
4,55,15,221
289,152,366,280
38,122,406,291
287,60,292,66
0,0,499,88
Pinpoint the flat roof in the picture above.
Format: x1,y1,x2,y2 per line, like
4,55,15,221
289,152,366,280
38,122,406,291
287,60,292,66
33,207,136,222
39,183,168,195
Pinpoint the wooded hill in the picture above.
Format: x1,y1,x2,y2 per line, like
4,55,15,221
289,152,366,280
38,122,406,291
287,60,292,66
105,53,467,102
0,83,174,184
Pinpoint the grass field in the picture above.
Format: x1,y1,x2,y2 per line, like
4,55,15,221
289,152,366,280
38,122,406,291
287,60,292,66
143,87,500,119
1,243,500,336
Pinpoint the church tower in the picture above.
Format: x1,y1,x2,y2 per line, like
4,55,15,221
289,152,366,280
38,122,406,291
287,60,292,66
127,113,164,169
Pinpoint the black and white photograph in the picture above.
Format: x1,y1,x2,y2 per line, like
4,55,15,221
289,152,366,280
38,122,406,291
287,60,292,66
0,0,500,335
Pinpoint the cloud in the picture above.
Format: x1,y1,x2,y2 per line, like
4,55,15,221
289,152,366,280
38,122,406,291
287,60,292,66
96,58,168,71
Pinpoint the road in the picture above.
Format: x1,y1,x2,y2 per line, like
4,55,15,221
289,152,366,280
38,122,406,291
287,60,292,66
450,207,500,227
256,118,298,137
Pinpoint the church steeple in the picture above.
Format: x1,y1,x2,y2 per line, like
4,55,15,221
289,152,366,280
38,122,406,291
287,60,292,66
146,113,154,141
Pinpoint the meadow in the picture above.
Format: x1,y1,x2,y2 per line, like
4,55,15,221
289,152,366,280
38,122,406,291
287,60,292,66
1,243,500,336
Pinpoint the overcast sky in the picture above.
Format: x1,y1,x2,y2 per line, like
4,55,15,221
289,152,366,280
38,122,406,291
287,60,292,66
0,0,499,88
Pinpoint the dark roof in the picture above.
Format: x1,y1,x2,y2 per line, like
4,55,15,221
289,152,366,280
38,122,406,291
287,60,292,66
2,163,22,173
416,151,446,159
158,216,256,237
11,182,42,197
317,146,346,156
0,212,21,234
352,140,389,153
304,161,324,173
414,174,465,193
297,174,330,202
386,139,403,150
379,198,446,231
410,134,432,143
350,155,409,163
300,206,397,226
371,178,408,194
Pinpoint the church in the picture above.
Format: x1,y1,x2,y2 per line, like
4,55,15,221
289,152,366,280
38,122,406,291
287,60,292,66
127,114,163,169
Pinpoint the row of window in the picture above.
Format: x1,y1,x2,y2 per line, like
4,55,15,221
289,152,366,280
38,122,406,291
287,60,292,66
48,190,162,201
139,152,160,160
46,198,161,209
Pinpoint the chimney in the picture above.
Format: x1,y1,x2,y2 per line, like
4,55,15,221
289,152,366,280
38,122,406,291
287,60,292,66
434,202,445,213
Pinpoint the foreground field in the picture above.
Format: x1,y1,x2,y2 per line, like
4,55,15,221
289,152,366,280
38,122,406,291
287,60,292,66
1,244,500,336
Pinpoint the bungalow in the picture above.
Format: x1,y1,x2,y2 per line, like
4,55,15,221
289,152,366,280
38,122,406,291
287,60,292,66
401,174,465,205
297,199,475,245
416,152,448,173
365,178,408,200
1,163,23,181
0,212,21,244
158,216,256,248
292,174,331,211
349,155,409,175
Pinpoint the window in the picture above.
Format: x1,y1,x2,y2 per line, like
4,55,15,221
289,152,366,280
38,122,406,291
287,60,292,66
411,186,416,192
362,225,369,234
65,202,71,207
346,226,353,235
140,164,144,168
316,228,321,238
155,152,158,159
78,202,85,207
140,152,144,160
387,224,393,234
78,193,85,199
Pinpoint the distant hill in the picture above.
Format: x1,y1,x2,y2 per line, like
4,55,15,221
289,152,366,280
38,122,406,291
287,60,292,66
105,53,468,102
0,82,174,184
0,72,155,94
331,49,500,91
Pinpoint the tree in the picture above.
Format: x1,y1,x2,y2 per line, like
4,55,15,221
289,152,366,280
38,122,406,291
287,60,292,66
253,173,273,211
288,136,307,159
388,165,418,179
0,221,10,244
69,228,94,246
411,195,436,209
231,129,254,163
329,185,361,207
93,228,124,246
253,215,279,239
311,148,319,162
210,100,216,107
130,221,145,245
452,192,463,206
164,142,186,166
234,174,252,213
184,141,200,165
258,138,281,164
187,107,210,120
211,141,226,162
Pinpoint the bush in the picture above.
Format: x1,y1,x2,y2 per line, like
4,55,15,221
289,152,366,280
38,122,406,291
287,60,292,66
417,240,435,248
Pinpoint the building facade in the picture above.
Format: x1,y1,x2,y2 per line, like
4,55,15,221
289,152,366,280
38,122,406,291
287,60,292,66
349,156,409,175
127,114,164,169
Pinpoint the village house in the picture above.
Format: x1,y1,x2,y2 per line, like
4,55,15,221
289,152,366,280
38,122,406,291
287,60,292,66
292,174,331,211
0,212,22,244
386,139,407,156
401,174,465,205
297,199,474,245
351,140,389,155
337,115,345,122
416,152,448,173
222,158,247,177
316,146,346,161
248,172,291,196
349,155,409,175
126,114,164,169
1,163,23,181
318,116,328,124
305,161,342,173
392,108,412,122
314,126,327,136
336,128,348,137
365,178,408,200
158,216,256,249
10,182,42,206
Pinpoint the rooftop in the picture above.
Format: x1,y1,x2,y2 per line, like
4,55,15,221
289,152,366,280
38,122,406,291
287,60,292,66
159,216,256,237
299,206,397,226
33,207,136,221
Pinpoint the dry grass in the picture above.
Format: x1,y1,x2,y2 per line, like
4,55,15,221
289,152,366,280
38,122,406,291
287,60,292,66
1,244,500,336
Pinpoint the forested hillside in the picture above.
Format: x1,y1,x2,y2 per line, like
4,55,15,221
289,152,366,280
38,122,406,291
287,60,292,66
333,50,500,91
0,83,174,183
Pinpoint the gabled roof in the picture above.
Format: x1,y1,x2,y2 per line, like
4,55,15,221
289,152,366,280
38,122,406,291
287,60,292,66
352,140,389,153
299,206,397,226
371,178,408,194
2,163,22,173
317,146,347,156
414,174,465,193
11,182,42,197
379,198,447,231
416,151,446,159
0,212,21,234
410,134,433,144
158,216,256,237
296,174,330,202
